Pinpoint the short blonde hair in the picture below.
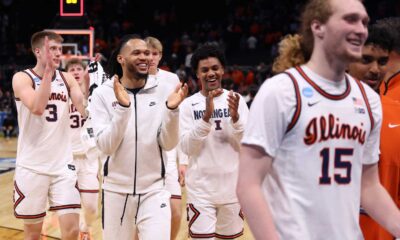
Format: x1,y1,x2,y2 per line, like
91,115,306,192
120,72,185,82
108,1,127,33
65,58,86,71
31,31,63,53
145,36,163,53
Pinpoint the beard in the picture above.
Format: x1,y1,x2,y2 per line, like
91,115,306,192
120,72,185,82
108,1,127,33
127,64,148,80
135,72,148,80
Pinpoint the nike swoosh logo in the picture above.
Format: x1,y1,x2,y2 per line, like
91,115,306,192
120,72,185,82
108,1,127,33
192,103,200,106
307,101,320,107
388,123,400,128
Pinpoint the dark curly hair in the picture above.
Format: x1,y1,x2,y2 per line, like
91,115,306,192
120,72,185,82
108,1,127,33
375,17,400,54
365,23,392,52
190,44,226,78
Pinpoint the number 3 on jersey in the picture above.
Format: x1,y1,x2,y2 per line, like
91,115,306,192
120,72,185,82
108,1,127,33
46,104,58,122
319,148,353,184
70,114,86,128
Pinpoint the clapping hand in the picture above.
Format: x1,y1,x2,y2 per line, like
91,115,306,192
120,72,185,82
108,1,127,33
113,75,130,107
166,83,189,109
203,88,224,122
227,90,240,123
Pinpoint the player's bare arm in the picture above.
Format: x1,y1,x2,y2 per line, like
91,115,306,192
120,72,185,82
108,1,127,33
178,164,187,187
227,90,240,123
202,88,224,122
166,83,189,109
12,37,54,115
360,163,400,237
237,144,279,240
66,72,88,118
113,75,130,107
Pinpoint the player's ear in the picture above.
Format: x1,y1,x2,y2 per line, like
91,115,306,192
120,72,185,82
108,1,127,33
117,54,124,64
311,20,325,39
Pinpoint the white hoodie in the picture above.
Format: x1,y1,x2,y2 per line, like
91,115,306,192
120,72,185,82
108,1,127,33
90,75,179,194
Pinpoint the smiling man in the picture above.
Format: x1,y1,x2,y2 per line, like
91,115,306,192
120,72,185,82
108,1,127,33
12,30,88,240
90,35,188,239
237,0,400,239
349,20,400,240
179,45,249,239
348,24,391,91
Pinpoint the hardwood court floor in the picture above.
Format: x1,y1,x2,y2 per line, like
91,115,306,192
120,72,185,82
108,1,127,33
0,137,254,239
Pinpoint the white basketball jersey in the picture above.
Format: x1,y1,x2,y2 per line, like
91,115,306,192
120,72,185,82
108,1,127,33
69,102,86,154
15,69,73,175
266,66,375,240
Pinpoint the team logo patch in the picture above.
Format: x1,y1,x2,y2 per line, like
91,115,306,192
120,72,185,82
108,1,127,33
302,87,313,98
34,77,41,86
68,164,76,171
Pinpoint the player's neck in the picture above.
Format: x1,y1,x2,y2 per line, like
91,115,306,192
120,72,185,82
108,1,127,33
120,75,146,89
32,63,47,78
149,67,158,75
384,52,400,82
306,50,347,82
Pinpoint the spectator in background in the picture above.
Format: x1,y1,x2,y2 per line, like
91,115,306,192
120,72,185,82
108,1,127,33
246,84,258,108
2,112,15,140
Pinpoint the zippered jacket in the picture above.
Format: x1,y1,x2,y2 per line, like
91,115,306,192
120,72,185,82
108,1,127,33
90,75,179,194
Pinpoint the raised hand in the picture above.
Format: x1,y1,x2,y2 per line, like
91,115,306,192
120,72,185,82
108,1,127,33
203,88,224,122
227,90,240,123
166,83,189,109
113,75,130,107
43,36,56,78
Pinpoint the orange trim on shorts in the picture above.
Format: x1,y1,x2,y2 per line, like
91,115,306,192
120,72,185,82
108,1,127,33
215,230,244,239
239,209,244,220
188,203,215,238
49,204,81,211
171,194,182,199
15,211,47,219
13,181,47,219
13,181,25,209
79,189,99,193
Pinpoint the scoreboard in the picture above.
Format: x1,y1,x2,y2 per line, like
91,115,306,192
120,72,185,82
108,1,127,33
60,0,84,17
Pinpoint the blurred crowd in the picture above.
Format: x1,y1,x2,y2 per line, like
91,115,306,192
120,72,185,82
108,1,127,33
0,0,399,135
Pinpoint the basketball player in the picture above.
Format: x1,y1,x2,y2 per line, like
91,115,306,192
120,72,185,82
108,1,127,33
348,24,391,91
65,58,101,240
12,31,87,239
377,17,400,99
145,36,186,240
349,20,400,240
179,44,249,239
90,35,188,239
237,0,400,239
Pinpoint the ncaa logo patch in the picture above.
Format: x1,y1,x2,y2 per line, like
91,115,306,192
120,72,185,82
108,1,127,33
302,87,313,98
